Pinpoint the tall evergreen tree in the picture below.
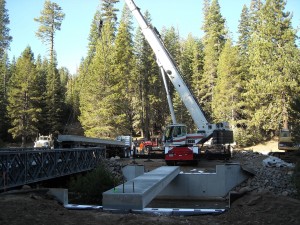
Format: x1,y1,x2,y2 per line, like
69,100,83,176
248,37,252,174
110,4,136,136
245,0,299,142
7,47,42,146
0,0,12,59
0,52,9,142
200,0,226,118
234,4,253,145
238,5,251,56
34,1,65,135
34,55,48,134
213,39,240,124
34,0,65,63
101,0,119,22
79,1,118,138
176,34,204,131
87,10,103,62
0,0,11,143
133,11,159,139
45,56,65,134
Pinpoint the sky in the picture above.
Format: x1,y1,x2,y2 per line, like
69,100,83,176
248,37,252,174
6,0,300,75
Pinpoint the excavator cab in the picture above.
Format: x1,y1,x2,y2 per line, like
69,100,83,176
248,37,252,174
278,129,299,151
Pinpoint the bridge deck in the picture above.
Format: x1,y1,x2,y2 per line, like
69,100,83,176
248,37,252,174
103,166,180,210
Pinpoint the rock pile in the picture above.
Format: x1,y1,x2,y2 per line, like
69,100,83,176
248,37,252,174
232,150,298,197
103,157,124,181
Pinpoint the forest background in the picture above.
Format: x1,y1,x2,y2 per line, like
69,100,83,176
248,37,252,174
0,0,300,147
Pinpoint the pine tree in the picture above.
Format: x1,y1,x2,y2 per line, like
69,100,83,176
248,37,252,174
213,39,240,124
79,1,118,138
0,53,9,142
7,47,42,146
45,57,65,134
0,0,11,143
234,4,253,146
238,5,251,56
34,0,65,63
177,34,204,131
101,0,119,22
133,11,159,139
87,10,103,62
0,0,12,59
200,0,226,118
34,55,48,134
110,4,136,136
245,0,299,142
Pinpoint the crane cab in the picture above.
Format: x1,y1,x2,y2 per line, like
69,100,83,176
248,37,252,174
164,124,187,146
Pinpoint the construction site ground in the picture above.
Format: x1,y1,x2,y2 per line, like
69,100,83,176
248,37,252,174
1,141,300,225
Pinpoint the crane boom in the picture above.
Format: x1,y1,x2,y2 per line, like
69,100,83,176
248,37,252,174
125,0,208,130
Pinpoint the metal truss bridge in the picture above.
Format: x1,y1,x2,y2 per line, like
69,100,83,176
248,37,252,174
0,147,106,191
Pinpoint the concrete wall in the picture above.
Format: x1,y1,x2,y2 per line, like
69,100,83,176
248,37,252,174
158,163,249,198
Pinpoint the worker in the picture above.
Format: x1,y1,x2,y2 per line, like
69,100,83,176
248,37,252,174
139,141,144,154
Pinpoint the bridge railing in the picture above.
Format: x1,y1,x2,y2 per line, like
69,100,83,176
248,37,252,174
0,147,105,190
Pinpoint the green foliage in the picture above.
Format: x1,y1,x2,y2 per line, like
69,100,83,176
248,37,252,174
69,163,121,204
200,0,226,117
289,95,300,143
133,11,163,138
243,0,299,143
79,17,116,138
34,0,65,62
45,60,65,134
0,0,12,59
2,0,300,148
7,47,42,146
0,54,9,140
213,39,240,123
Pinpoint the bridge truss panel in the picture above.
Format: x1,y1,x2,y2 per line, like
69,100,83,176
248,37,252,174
0,148,105,190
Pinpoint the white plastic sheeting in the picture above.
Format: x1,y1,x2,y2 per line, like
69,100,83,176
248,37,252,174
262,156,294,168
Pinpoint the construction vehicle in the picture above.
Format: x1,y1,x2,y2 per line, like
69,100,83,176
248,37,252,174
125,0,233,164
116,135,133,157
278,129,299,151
34,134,54,149
144,135,163,153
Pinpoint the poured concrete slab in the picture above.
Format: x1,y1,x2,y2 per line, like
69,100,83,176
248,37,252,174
102,166,180,210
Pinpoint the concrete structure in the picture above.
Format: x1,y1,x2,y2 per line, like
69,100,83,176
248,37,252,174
158,163,249,199
48,188,68,205
122,165,145,181
102,166,180,210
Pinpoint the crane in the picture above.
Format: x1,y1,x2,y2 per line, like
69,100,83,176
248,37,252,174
125,0,233,164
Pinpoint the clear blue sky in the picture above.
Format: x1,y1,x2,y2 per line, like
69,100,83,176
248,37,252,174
6,0,300,74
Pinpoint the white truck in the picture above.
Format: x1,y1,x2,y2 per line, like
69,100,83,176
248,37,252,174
34,134,54,149
116,135,132,157
125,0,234,165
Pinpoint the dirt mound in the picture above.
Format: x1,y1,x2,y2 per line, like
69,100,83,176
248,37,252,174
0,190,299,225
